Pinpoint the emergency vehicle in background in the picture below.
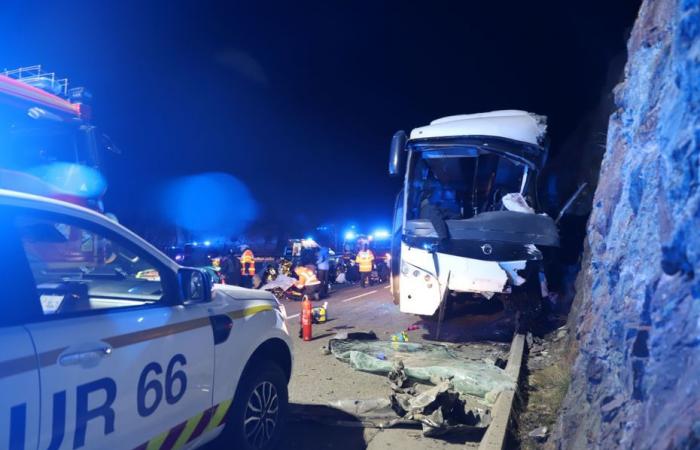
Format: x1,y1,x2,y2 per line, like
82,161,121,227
0,66,131,283
388,110,560,325
0,65,115,211
0,189,292,450
341,233,391,284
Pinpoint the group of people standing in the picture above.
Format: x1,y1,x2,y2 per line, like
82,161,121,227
219,247,256,287
216,243,378,300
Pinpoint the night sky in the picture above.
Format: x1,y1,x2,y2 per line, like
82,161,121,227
1,0,640,239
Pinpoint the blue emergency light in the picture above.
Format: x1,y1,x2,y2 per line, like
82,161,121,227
373,229,390,239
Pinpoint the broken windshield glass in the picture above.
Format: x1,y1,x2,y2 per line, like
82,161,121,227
406,150,531,223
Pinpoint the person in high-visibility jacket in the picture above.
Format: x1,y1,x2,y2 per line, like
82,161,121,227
294,265,322,300
240,248,256,274
355,244,375,288
240,247,256,288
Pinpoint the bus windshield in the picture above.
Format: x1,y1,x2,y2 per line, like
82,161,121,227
406,150,529,221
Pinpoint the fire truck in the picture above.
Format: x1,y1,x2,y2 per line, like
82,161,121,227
0,65,116,211
0,66,120,265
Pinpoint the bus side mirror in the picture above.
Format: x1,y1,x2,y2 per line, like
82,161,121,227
389,130,407,176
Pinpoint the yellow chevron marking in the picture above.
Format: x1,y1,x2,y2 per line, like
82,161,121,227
206,398,233,432
146,429,169,450
171,411,204,450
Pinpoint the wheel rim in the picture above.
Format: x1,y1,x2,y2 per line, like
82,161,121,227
243,381,279,448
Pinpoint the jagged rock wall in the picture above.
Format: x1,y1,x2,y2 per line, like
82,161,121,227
555,0,700,448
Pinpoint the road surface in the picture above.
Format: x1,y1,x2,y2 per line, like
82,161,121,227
278,281,517,450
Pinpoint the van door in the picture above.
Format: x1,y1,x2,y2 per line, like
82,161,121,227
0,211,42,450
14,208,215,450
0,327,41,450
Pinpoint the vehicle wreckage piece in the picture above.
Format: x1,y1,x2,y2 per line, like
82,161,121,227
328,339,514,399
322,358,493,436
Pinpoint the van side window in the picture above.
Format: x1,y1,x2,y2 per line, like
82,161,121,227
15,213,165,316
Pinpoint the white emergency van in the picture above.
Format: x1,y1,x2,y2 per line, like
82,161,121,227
0,189,292,450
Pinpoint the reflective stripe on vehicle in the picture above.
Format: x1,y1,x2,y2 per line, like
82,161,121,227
226,304,273,320
132,399,233,450
0,305,274,379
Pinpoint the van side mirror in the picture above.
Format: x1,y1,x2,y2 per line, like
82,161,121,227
179,268,212,303
389,130,407,176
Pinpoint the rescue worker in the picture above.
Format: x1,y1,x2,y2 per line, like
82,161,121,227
294,264,322,300
316,246,330,298
355,244,375,288
220,249,242,286
240,246,256,288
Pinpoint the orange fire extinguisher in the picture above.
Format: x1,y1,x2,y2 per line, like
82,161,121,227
301,295,313,341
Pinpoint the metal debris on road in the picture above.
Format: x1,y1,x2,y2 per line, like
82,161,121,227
327,362,492,437
390,379,492,436
328,339,514,399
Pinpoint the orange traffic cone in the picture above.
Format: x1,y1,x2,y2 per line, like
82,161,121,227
301,295,313,341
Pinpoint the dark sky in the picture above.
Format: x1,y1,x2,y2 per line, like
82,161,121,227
1,0,640,237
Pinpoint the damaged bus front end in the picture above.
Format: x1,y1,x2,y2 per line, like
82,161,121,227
389,111,559,321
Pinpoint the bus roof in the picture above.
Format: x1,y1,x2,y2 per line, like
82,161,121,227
409,110,547,146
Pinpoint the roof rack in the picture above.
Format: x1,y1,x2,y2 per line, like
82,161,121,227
2,65,69,97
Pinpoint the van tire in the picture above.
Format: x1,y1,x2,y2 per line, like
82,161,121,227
222,360,288,450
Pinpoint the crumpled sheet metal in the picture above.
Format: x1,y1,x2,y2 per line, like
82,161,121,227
393,372,492,436
329,339,514,401
329,363,493,436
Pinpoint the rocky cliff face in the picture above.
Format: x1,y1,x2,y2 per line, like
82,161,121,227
555,0,700,448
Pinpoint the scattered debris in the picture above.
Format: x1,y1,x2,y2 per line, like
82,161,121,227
519,325,571,448
331,331,378,340
391,330,409,342
327,363,492,436
391,380,491,437
329,339,514,398
388,360,415,394
528,425,548,441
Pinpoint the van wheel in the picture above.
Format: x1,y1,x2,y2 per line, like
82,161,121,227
224,360,288,450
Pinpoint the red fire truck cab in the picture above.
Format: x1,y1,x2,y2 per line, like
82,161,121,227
0,65,115,211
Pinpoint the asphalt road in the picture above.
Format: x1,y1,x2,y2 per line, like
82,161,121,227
277,281,517,450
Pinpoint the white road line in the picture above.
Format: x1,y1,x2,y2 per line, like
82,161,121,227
384,285,391,289
341,289,378,303
286,313,300,320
